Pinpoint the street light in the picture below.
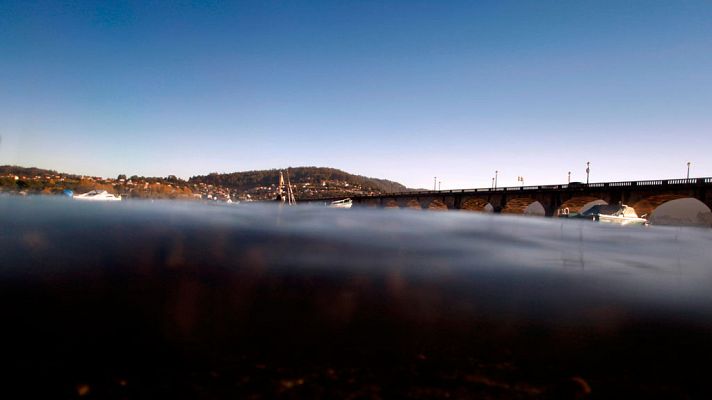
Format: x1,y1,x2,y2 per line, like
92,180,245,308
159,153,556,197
568,171,571,184
491,177,495,190
438,181,441,191
586,162,590,184
494,170,499,189
433,176,437,191
687,162,691,179
517,176,524,187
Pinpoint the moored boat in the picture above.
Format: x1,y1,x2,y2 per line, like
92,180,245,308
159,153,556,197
580,204,647,226
329,198,352,209
73,190,122,201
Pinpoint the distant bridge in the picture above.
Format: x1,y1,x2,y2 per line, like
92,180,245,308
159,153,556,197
309,177,712,218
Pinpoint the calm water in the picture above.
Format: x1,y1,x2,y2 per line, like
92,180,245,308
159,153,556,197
2,196,712,398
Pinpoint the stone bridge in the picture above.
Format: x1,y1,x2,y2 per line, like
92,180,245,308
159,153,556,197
311,177,712,219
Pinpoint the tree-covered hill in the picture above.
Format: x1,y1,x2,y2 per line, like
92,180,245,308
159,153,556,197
1,164,410,201
0,165,64,177
189,167,408,194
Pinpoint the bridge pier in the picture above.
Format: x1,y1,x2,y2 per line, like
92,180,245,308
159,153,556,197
548,193,563,217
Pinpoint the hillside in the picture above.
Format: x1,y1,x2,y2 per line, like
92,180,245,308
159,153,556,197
189,167,409,199
0,165,64,177
2,165,409,201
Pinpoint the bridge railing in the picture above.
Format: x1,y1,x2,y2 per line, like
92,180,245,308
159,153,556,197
667,178,698,185
636,180,665,186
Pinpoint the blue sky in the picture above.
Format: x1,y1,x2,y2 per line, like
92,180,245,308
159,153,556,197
1,1,711,189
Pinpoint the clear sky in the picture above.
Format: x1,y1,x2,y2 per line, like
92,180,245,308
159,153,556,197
1,1,711,189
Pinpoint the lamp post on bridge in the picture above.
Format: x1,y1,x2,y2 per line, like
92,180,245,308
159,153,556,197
494,170,498,189
433,177,437,191
491,177,495,190
687,162,691,179
517,176,524,187
568,171,571,184
586,162,590,185
438,181,441,191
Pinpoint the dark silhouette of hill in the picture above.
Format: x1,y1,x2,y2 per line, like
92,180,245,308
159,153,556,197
0,165,65,177
189,167,408,193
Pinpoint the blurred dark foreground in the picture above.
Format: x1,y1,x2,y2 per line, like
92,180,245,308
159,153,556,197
2,197,712,399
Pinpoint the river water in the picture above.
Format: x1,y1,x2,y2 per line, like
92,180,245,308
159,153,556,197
1,196,712,398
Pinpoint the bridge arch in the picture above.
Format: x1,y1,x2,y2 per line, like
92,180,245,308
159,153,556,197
461,198,493,212
557,197,607,215
404,199,422,210
502,197,545,215
427,199,449,211
523,201,546,216
649,198,712,227
383,199,399,208
632,194,690,218
361,198,380,207
580,199,608,214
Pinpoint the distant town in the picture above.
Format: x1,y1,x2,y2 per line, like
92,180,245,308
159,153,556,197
0,165,408,202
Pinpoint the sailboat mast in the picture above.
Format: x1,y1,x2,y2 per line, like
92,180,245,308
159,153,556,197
285,170,296,205
278,171,286,204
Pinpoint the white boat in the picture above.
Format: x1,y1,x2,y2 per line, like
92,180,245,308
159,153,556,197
329,198,352,209
584,204,647,226
73,190,122,201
